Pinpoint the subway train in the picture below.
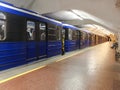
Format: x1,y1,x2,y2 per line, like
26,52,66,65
0,1,108,70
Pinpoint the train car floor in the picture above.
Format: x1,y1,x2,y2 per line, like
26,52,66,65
0,42,119,90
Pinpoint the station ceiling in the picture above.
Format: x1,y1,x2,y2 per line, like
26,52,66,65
4,0,120,35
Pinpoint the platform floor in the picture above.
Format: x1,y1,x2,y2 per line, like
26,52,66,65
0,42,120,90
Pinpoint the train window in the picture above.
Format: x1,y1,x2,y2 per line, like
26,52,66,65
82,32,86,40
68,29,73,40
0,12,6,41
77,31,80,40
62,29,65,39
56,26,61,40
39,23,46,40
48,23,59,41
80,32,85,40
39,23,46,31
72,31,78,40
0,12,6,20
27,21,35,40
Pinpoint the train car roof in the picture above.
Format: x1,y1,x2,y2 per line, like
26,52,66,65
63,24,91,33
79,28,91,33
63,24,79,30
0,1,62,25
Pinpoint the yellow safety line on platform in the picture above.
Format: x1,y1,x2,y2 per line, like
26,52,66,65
0,65,46,84
0,49,86,84
56,47,90,62
56,52,80,62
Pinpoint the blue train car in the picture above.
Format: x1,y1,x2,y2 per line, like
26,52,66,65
0,1,108,70
80,31,86,48
79,29,91,48
63,24,80,52
47,24,62,57
0,1,62,70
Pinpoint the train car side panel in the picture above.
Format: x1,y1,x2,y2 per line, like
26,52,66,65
0,11,27,70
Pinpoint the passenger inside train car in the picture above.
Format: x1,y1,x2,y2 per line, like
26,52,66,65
27,21,35,40
0,12,6,40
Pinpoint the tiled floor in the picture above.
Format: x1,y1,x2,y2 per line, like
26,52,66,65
0,42,119,90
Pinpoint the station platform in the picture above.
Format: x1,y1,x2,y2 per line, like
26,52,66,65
0,42,119,90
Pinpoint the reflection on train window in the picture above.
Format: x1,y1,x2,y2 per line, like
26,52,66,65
77,31,80,40
57,26,61,40
0,12,6,40
27,21,35,40
68,29,73,40
62,29,65,38
39,23,46,40
48,24,59,41
72,31,77,40
81,32,86,40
